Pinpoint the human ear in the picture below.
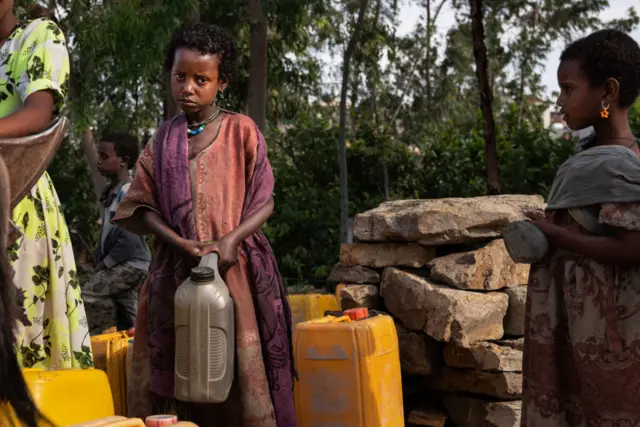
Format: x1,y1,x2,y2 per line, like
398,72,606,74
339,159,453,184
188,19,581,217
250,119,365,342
603,77,620,105
219,78,229,94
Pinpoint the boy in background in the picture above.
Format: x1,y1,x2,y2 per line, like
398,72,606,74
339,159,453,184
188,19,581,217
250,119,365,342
83,132,151,335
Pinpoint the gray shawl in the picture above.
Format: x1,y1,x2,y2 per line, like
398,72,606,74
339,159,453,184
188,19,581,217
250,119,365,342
545,134,640,234
547,135,640,209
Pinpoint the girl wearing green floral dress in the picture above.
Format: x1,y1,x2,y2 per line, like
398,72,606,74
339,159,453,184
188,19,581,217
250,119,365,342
0,6,93,370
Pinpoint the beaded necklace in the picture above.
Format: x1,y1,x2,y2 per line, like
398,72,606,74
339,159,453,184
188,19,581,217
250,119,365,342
187,108,221,136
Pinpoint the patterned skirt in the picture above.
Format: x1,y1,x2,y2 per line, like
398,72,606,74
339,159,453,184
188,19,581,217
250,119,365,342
9,171,93,369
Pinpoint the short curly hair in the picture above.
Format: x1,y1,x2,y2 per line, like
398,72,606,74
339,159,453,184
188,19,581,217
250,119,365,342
101,132,140,169
560,29,640,108
164,22,237,84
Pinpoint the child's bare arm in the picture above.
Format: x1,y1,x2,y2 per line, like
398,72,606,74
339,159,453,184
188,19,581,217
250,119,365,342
0,91,55,138
140,209,214,258
212,197,274,273
533,218,640,265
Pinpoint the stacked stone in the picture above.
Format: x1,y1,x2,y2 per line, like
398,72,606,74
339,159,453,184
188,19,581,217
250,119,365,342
328,195,544,427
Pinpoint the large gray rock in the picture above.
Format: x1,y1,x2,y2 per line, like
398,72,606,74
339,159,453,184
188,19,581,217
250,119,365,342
428,240,529,291
353,195,545,245
340,285,381,310
340,243,435,268
503,286,527,336
327,263,381,284
443,395,521,427
443,341,522,372
395,321,442,376
493,338,524,351
381,268,508,345
430,368,522,400
407,406,448,427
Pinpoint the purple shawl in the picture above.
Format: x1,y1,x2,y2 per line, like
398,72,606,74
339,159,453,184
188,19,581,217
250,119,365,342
150,114,296,426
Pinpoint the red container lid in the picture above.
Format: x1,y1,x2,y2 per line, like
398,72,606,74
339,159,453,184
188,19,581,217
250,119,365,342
344,308,369,321
146,415,178,426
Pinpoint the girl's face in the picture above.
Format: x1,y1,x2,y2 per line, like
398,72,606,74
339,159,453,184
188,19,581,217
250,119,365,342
556,59,609,131
170,48,227,114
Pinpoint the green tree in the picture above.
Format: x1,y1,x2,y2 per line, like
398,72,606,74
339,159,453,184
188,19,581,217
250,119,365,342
14,0,640,283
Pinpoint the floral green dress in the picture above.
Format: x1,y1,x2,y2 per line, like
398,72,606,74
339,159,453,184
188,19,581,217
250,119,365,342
1,18,93,369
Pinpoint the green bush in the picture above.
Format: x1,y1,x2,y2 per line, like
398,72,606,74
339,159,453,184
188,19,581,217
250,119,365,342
263,107,577,282
419,107,575,200
45,108,590,284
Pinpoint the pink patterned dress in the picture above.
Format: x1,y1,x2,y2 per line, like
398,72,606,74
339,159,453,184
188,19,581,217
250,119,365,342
523,203,640,426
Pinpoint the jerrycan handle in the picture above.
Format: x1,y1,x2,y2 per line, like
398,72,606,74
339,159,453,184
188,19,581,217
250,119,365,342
324,310,343,317
199,252,221,277
312,315,351,324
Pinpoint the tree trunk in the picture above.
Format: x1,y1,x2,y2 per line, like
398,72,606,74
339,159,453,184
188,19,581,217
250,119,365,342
64,5,105,213
247,0,268,132
371,0,389,201
382,153,390,200
469,0,500,194
425,0,432,109
517,25,528,125
338,0,370,243
425,0,447,110
372,70,390,202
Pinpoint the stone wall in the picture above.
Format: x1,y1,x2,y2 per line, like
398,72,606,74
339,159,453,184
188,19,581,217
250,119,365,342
328,195,545,427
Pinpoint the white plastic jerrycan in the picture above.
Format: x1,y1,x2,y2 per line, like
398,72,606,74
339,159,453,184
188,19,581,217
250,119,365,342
174,252,235,403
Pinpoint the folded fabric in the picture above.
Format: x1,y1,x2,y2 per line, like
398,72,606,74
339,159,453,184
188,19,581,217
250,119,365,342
547,142,640,210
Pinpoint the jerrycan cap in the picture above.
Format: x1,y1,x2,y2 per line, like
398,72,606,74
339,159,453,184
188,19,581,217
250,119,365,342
146,415,178,426
344,308,369,321
190,266,216,283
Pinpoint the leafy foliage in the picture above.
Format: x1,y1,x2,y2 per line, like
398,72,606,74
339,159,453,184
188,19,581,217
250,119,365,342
47,136,98,249
14,0,640,283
